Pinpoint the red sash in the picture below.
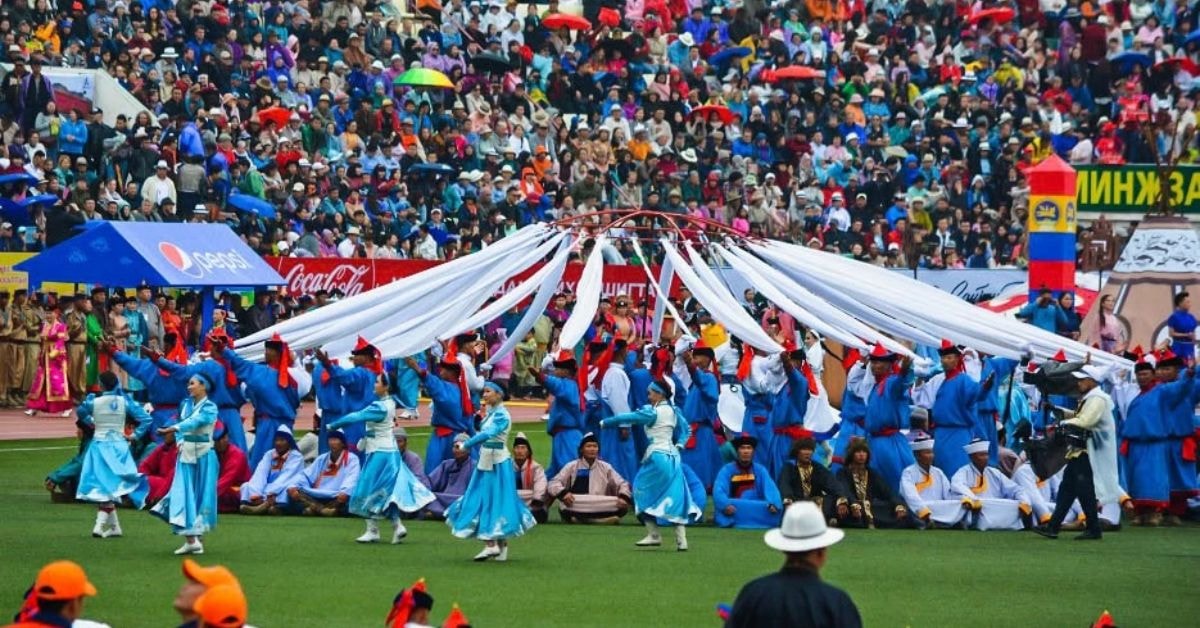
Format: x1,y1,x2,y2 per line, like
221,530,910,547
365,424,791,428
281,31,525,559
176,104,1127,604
1183,436,1197,463
685,422,699,449
434,426,455,438
871,427,900,437
751,415,768,425
773,425,814,440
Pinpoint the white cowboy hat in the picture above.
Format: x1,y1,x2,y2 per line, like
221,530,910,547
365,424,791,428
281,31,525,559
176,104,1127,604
764,502,845,553
679,148,698,163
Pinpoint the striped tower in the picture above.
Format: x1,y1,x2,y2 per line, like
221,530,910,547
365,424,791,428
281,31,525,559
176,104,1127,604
1025,155,1078,300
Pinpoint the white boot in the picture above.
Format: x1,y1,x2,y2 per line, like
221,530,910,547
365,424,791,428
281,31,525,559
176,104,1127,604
92,511,107,538
356,519,380,543
173,539,203,555
103,510,122,538
636,521,662,546
391,519,407,544
495,540,508,562
473,544,501,561
674,525,688,552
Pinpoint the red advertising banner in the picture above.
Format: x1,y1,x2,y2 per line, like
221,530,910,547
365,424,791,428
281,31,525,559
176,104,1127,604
265,257,663,302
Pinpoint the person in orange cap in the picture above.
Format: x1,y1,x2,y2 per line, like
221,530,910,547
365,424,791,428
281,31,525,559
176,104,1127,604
5,560,97,627
192,584,247,628
386,578,434,628
174,558,240,627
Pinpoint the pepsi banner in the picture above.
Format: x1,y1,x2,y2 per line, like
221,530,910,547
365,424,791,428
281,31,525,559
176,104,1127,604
16,222,284,288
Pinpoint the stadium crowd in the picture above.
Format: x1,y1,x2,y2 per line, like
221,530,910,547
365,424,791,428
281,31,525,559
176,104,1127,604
0,0,1186,270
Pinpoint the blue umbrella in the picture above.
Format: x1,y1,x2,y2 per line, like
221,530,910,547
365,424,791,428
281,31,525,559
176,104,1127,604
408,163,456,176
21,193,59,208
709,46,752,68
0,172,38,187
0,198,31,226
1112,51,1153,75
226,193,277,219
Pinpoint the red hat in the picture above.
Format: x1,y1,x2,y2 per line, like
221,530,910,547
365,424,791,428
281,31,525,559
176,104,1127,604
1051,349,1067,362
937,339,962,356
351,336,383,374
265,333,294,388
1155,348,1183,367
869,341,896,361
552,349,577,369
388,578,433,628
442,603,470,628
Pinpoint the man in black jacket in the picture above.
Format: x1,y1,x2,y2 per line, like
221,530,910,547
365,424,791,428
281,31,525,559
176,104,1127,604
726,501,862,628
778,437,850,526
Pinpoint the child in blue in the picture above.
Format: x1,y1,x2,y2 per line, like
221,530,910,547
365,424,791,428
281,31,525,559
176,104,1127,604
446,381,536,562
328,371,435,545
152,373,220,556
75,371,153,538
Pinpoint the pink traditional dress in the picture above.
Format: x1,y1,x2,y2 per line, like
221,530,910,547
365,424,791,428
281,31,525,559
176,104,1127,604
27,318,73,413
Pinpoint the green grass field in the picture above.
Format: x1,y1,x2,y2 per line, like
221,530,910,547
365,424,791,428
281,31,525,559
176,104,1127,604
1,428,1198,627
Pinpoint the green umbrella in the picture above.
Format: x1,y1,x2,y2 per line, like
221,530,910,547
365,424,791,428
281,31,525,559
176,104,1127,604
393,68,455,89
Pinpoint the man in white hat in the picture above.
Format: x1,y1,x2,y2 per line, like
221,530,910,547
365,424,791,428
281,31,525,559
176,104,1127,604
725,501,861,627
899,432,967,529
1035,365,1125,540
950,438,1031,530
140,160,177,208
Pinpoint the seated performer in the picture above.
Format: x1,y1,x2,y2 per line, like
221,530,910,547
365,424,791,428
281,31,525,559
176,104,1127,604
240,425,305,515
288,430,361,516
899,432,967,529
777,437,849,525
835,439,911,528
951,438,1032,530
213,422,252,514
140,425,180,505
425,433,475,519
547,432,632,524
512,432,549,523
44,419,95,502
713,434,784,529
395,427,430,488
1011,456,1084,530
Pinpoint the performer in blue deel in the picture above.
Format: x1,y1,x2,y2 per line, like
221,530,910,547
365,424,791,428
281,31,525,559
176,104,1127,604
862,342,916,494
681,341,723,490
311,353,347,456
315,336,383,454
156,327,248,453
529,350,585,479
328,371,435,545
406,354,474,475
912,340,984,476
976,354,1019,465
75,371,153,539
713,434,783,529
446,381,536,562
738,345,785,471
219,333,300,469
152,373,220,556
602,379,702,551
598,339,639,483
773,348,817,478
110,341,189,440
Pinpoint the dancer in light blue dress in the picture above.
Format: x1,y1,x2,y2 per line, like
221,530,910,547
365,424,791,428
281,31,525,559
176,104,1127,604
327,371,435,544
446,381,536,562
151,373,220,555
76,371,153,539
602,378,703,551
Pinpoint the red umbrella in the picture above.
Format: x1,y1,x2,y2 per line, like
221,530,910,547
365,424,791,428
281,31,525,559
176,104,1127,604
688,105,734,125
967,7,1015,26
770,65,824,81
256,106,292,128
542,13,592,30
1154,57,1200,76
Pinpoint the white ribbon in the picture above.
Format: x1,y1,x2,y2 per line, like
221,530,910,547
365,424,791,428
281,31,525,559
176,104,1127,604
558,235,607,352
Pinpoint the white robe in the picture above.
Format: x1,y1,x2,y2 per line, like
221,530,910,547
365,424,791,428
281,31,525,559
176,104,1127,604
1063,386,1123,507
900,463,965,526
950,464,1031,531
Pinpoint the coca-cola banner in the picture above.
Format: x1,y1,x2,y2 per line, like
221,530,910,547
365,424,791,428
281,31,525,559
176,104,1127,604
266,257,663,302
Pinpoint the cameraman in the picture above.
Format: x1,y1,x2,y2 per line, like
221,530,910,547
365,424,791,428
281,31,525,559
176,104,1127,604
1035,365,1121,541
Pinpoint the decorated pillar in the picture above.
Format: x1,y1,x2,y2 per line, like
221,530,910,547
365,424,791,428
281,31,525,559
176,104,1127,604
1025,155,1078,300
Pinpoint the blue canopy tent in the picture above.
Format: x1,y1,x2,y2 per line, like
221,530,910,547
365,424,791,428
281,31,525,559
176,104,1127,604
15,222,284,338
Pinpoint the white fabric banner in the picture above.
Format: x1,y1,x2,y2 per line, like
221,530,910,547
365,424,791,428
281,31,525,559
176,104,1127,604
661,239,782,354
558,235,607,351
486,235,575,366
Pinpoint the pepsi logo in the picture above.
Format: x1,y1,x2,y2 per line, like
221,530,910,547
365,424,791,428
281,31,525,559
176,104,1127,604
159,242,203,278
158,242,252,280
